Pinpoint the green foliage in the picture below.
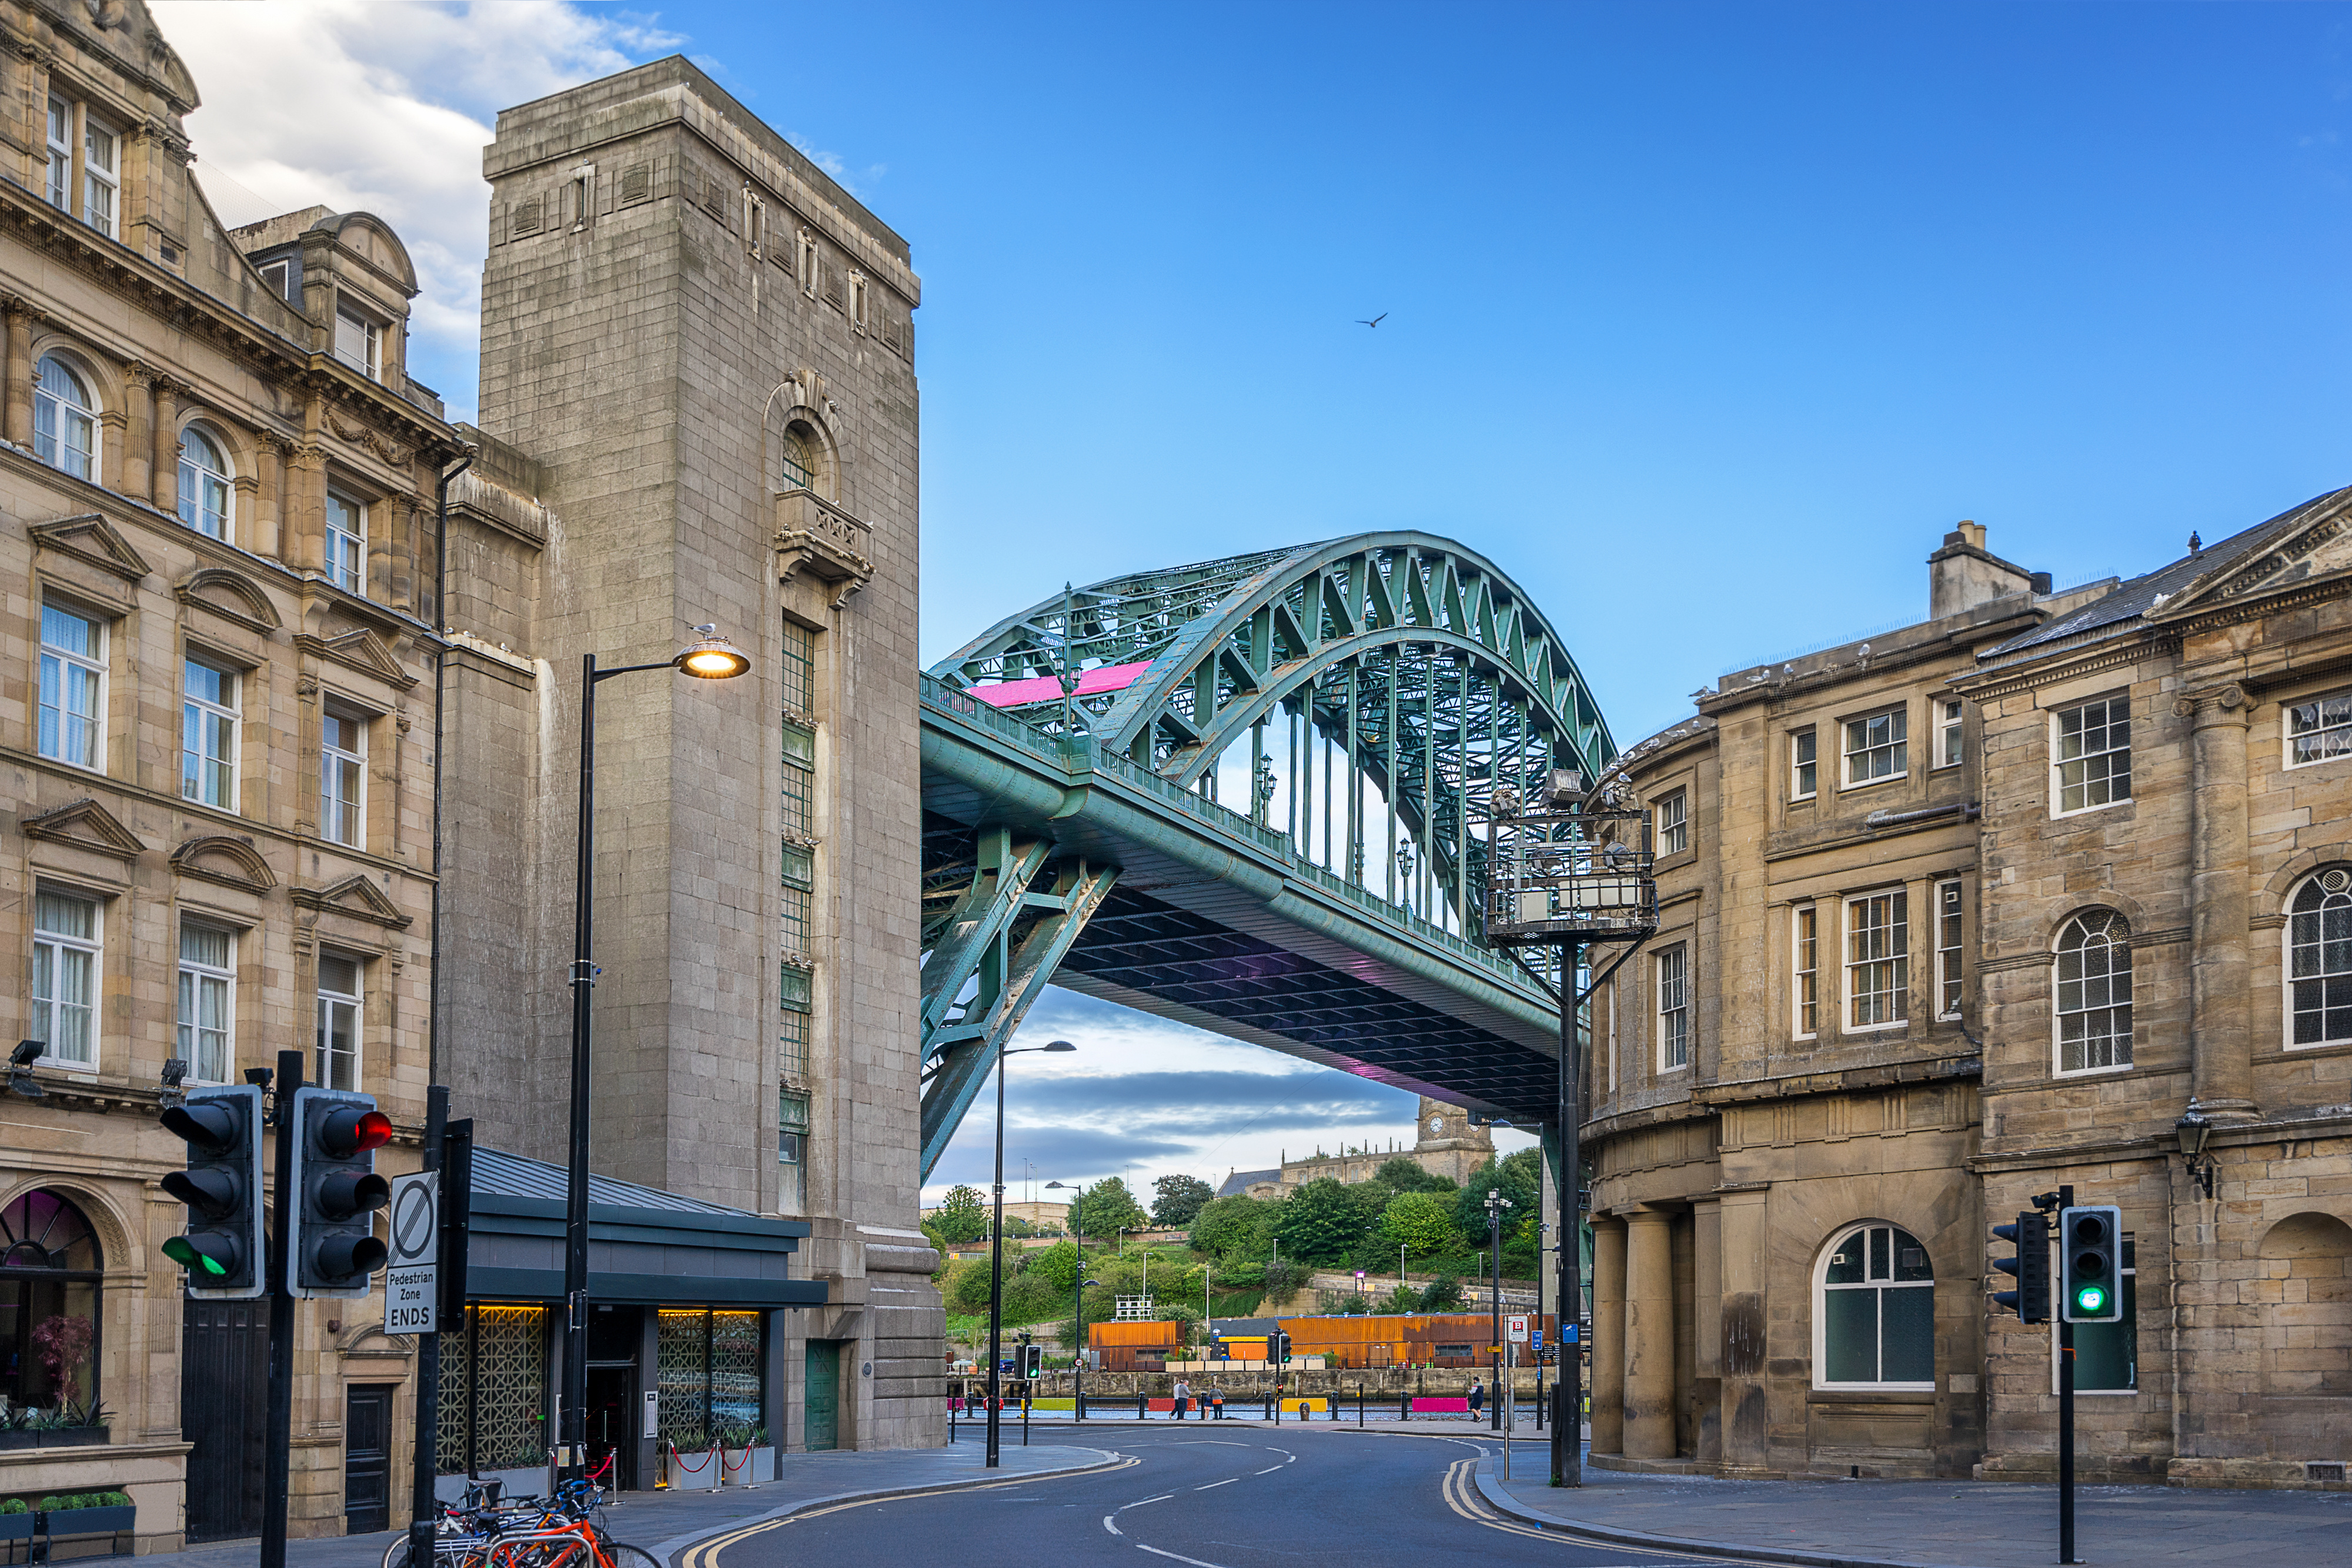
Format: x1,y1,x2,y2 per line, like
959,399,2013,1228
1371,1156,1457,1196
1454,1147,1544,1241
0,1500,23,1515
931,1185,990,1244
1379,1190,1464,1259
1260,1258,1308,1302
1078,1176,1150,1239
1418,1273,1465,1311
1151,1174,1215,1228
1188,1195,1275,1262
1027,1239,1081,1293
1277,1178,1379,1265
1379,1283,1421,1313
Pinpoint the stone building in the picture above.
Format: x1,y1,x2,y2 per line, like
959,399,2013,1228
1583,510,2352,1487
1215,1095,1496,1198
0,0,461,1545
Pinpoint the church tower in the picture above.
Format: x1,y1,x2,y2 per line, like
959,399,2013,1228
1410,1096,1494,1185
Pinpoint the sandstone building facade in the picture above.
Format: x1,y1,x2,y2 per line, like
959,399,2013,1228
1216,1095,1496,1198
1584,512,2352,1487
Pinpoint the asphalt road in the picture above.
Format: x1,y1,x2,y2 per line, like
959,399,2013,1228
675,1428,1775,1568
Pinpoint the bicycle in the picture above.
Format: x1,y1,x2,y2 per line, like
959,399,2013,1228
382,1478,650,1568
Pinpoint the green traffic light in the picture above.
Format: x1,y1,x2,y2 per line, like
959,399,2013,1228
2074,1284,2106,1314
162,1236,230,1276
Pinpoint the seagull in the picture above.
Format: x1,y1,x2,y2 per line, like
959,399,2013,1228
1356,313,1387,327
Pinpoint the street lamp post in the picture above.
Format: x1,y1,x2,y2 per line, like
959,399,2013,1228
1485,1188,1512,1432
1044,1179,1092,1420
564,628,749,1482
987,1039,1075,1468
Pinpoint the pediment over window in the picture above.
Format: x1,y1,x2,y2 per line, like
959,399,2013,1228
176,568,283,635
21,799,146,860
292,874,412,930
28,514,152,584
170,835,277,894
295,627,417,691
2153,488,2352,621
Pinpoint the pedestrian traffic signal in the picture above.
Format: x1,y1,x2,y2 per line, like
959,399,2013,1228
1017,1343,1043,1379
2059,1205,2122,1323
159,1085,265,1298
289,1087,392,1298
1991,1210,2049,1323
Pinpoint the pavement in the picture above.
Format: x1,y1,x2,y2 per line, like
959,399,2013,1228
132,1443,1121,1568
1474,1442,2352,1568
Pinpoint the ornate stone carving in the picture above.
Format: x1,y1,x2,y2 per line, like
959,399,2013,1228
22,799,146,860
776,489,874,608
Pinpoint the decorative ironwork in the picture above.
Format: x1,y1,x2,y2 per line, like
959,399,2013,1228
657,1309,708,1452
1482,771,1660,950
710,1312,763,1443
436,1306,550,1473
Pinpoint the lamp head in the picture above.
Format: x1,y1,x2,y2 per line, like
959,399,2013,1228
11,1040,42,1068
1043,1040,1077,1053
2177,1109,2213,1159
674,628,751,680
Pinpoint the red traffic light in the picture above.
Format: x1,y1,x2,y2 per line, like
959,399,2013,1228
320,1106,393,1157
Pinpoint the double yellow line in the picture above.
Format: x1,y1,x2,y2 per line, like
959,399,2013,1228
679,1455,1140,1568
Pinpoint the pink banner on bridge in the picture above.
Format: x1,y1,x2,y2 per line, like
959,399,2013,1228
968,659,1155,708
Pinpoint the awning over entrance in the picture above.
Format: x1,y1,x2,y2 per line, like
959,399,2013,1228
460,1147,827,1309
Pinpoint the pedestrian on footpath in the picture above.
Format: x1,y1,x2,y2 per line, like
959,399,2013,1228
1467,1379,1485,1421
1173,1376,1192,1420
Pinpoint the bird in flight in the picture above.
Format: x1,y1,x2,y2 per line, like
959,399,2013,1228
1356,312,1387,327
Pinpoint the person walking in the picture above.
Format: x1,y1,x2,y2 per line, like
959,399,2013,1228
1466,1379,1485,1422
1173,1376,1192,1420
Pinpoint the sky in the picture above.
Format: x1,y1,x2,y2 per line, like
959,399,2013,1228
160,1,2352,1205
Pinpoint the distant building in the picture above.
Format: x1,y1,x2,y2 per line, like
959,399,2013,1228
1217,1096,1494,1199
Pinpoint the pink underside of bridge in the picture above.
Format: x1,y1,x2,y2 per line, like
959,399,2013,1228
969,659,1155,708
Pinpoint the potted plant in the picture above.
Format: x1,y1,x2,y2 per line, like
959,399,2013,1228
0,1499,34,1544
33,1400,109,1449
39,1491,136,1543
0,1402,38,1452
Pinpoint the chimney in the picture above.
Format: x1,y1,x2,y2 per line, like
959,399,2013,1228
1928,520,2036,619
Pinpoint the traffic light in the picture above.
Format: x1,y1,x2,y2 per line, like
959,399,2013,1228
289,1086,392,1298
2059,1205,2122,1323
159,1085,264,1298
1269,1330,1291,1365
1991,1210,2049,1323
1017,1343,1043,1379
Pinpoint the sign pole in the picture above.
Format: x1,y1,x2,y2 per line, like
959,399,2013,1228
260,1049,303,1568
405,1088,448,1564
2056,1182,2076,1564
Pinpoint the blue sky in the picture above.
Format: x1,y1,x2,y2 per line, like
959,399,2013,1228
169,1,2352,1203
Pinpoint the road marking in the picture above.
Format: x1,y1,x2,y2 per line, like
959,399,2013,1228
1121,1493,1174,1509
1136,1546,1231,1568
1103,1516,1122,1536
1437,1456,1763,1564
1252,1465,1283,1475
1194,1477,1236,1491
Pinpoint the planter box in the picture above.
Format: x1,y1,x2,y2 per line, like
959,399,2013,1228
42,1507,133,1536
719,1447,776,1485
664,1450,720,1492
0,1514,34,1540
0,1433,36,1452
34,1428,107,1449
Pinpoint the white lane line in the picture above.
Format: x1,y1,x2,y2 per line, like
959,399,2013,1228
1102,1516,1122,1536
1253,1466,1283,1475
1193,1477,1236,1491
1120,1493,1175,1509
1136,1546,1231,1568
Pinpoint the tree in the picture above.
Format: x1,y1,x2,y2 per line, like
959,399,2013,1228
1078,1176,1149,1240
1453,1147,1544,1241
1027,1239,1082,1293
931,1184,989,1244
1371,1156,1456,1196
1380,1190,1463,1260
1276,1177,1374,1265
1188,1195,1275,1262
1417,1273,1465,1311
1151,1174,1215,1229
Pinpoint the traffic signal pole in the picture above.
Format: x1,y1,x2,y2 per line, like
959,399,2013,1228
2056,1182,2076,1566
1553,937,1583,1487
262,1049,303,1568
406,1086,449,1568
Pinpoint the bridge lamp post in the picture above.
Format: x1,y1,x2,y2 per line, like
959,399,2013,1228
562,628,750,1482
987,1039,1075,1467
1043,1179,1095,1419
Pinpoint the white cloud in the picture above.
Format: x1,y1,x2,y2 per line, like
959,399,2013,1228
153,1,682,419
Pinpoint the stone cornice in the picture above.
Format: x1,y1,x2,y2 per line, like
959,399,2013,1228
1950,627,2175,704
1693,1051,1982,1110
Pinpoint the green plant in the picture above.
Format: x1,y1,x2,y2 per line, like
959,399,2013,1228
1417,1273,1464,1311
0,1499,26,1515
930,1185,990,1245
1150,1174,1214,1229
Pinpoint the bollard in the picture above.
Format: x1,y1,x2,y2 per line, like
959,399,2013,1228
1401,1393,1411,1422
1137,1392,1147,1422
1077,1389,1086,1422
1358,1384,1365,1426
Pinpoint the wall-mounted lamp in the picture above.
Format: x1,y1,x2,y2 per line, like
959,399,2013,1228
2176,1109,2217,1200
159,1058,189,1109
8,1040,46,1100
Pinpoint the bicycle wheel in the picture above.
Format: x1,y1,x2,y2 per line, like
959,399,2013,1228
600,1546,665,1568
383,1538,413,1568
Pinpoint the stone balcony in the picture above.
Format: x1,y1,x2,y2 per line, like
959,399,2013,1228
775,488,875,606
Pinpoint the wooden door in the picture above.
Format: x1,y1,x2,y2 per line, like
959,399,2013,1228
181,1297,268,1542
344,1383,396,1534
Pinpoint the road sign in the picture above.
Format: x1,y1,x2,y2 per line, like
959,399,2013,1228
1507,1314,1529,1342
384,1171,439,1333
1531,1329,1545,1348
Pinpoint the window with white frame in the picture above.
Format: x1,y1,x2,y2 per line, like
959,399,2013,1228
2286,691,2352,768
1793,905,1819,1039
1845,890,1909,1029
1937,700,1965,768
320,705,366,847
81,115,118,237
178,426,233,540
1817,1223,1935,1389
44,98,70,209
325,492,367,594
33,355,98,481
1936,879,1964,1020
1656,945,1690,1070
1845,707,1907,786
182,657,239,811
29,890,101,1068
316,954,363,1091
333,308,380,379
2055,910,2133,1073
1656,790,1688,856
177,924,235,1084
2054,696,2130,814
38,604,104,771
2286,869,2352,1049
1791,729,1817,800
257,259,294,304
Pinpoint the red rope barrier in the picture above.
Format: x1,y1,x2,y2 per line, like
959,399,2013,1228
669,1442,716,1474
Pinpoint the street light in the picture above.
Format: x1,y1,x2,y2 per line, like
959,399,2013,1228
986,1039,1074,1467
562,627,749,1482
1044,1178,1091,1420
1485,1187,1513,1432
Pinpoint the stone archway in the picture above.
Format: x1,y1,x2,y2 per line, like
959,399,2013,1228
2258,1211,2352,1400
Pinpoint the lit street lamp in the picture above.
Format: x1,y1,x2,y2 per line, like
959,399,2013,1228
987,1039,1075,1467
563,627,749,1482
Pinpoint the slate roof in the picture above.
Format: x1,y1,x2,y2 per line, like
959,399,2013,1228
469,1145,754,1216
1984,487,2351,662
1216,1167,1281,1199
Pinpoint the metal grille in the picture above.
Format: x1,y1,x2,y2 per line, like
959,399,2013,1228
780,883,810,958
779,1009,809,1080
436,1325,469,1473
657,1310,709,1450
473,1306,549,1471
710,1313,763,1443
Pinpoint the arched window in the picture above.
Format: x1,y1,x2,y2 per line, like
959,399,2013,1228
777,422,819,494
0,1189,103,1417
2288,870,2352,1048
178,426,233,540
33,355,97,480
2056,911,2133,1074
1816,1222,1934,1389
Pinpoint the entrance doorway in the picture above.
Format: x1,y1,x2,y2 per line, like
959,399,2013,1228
804,1342,841,1451
344,1383,396,1534
585,1365,636,1491
181,1298,268,1542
